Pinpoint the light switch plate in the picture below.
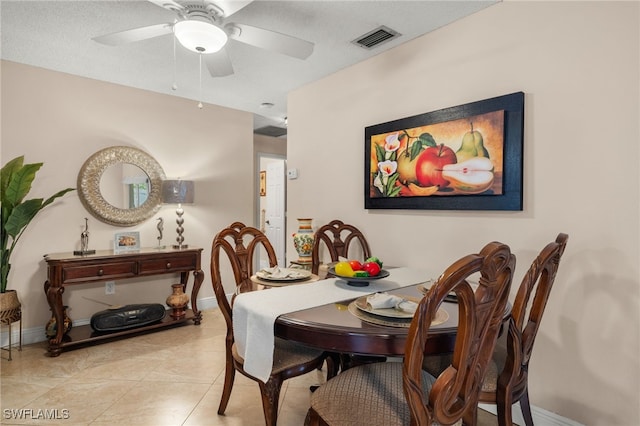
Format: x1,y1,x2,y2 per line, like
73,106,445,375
287,168,298,179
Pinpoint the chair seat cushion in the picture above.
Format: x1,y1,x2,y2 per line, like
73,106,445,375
484,338,511,391
232,337,325,375
311,361,454,426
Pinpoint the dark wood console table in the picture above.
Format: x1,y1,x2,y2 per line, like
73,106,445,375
43,247,204,356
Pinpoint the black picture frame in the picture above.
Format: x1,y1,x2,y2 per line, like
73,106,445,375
365,92,524,211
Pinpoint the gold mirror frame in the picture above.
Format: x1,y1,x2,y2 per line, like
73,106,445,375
77,146,166,226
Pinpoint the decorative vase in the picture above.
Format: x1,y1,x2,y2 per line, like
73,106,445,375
45,305,72,338
0,290,22,324
166,283,189,319
292,218,315,263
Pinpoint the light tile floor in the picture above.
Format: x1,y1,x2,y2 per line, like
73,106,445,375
1,309,500,425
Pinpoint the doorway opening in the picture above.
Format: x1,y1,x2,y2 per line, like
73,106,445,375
256,152,286,269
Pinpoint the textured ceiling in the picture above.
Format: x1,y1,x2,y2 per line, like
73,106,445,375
1,0,498,133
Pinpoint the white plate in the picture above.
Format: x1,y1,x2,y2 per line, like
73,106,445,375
255,268,312,282
354,294,420,319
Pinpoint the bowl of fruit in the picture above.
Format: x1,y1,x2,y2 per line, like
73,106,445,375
329,257,389,287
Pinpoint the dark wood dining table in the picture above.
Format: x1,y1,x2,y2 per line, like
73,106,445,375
274,283,460,357
234,268,510,382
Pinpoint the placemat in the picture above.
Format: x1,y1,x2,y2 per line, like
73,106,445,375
348,301,449,328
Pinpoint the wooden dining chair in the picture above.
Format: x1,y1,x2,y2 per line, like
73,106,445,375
311,219,372,276
424,233,569,426
306,241,515,426
210,222,337,426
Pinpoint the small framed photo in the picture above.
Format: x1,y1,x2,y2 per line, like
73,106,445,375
114,232,140,252
259,170,267,196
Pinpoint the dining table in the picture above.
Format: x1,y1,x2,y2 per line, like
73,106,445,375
232,266,457,383
274,283,459,357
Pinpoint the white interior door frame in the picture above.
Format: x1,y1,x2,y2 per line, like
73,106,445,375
256,152,286,268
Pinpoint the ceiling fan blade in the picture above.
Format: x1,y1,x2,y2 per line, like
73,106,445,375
204,49,234,77
92,23,174,46
227,23,314,59
209,0,254,17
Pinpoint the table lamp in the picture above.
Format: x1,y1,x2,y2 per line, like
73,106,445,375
161,179,195,249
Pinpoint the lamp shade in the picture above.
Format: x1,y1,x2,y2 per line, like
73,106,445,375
162,180,195,204
173,20,228,53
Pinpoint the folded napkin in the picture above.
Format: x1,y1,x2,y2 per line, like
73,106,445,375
396,299,419,314
259,266,305,279
367,292,403,309
367,292,419,314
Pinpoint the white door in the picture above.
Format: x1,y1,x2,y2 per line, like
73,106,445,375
265,160,286,267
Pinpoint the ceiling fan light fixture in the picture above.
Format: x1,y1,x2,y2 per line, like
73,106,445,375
174,20,228,53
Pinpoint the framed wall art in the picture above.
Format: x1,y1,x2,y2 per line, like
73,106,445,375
114,231,140,252
365,92,524,211
259,170,266,196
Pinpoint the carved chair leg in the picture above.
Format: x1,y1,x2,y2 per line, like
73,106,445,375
218,358,236,414
519,388,534,426
496,386,514,426
462,405,478,425
259,377,283,426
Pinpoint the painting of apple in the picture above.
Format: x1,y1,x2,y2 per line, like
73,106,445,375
415,144,457,188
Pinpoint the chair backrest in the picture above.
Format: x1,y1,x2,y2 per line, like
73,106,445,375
210,222,278,342
501,233,568,388
403,241,515,425
311,220,372,275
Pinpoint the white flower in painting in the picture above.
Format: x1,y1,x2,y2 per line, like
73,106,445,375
373,172,384,193
378,160,397,177
384,133,401,152
383,133,401,160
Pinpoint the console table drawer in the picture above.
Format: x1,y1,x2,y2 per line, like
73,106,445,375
62,261,138,283
139,255,198,274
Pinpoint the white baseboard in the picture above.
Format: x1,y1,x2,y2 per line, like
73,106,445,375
479,402,584,426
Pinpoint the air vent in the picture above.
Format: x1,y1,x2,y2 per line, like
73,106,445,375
352,26,401,49
254,125,287,137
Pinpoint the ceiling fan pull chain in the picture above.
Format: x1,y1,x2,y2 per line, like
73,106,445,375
198,53,203,109
172,34,178,91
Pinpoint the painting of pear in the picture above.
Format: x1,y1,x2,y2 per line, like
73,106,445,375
397,149,419,185
442,157,494,194
456,122,490,163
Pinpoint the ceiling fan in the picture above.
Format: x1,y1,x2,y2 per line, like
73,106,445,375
92,0,314,77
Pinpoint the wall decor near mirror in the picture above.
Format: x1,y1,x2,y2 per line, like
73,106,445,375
365,92,524,211
114,231,140,253
77,146,166,226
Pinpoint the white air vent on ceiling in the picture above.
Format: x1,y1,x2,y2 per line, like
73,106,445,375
352,26,401,49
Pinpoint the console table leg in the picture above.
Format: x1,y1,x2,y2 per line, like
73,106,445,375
191,269,204,325
44,280,65,356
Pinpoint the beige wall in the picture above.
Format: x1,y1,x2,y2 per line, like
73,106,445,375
287,1,639,424
1,61,254,327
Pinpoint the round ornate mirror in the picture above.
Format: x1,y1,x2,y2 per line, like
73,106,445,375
77,146,166,226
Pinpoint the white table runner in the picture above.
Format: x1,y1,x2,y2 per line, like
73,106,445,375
232,267,435,382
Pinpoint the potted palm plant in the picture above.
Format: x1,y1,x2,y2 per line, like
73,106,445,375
1,156,74,321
